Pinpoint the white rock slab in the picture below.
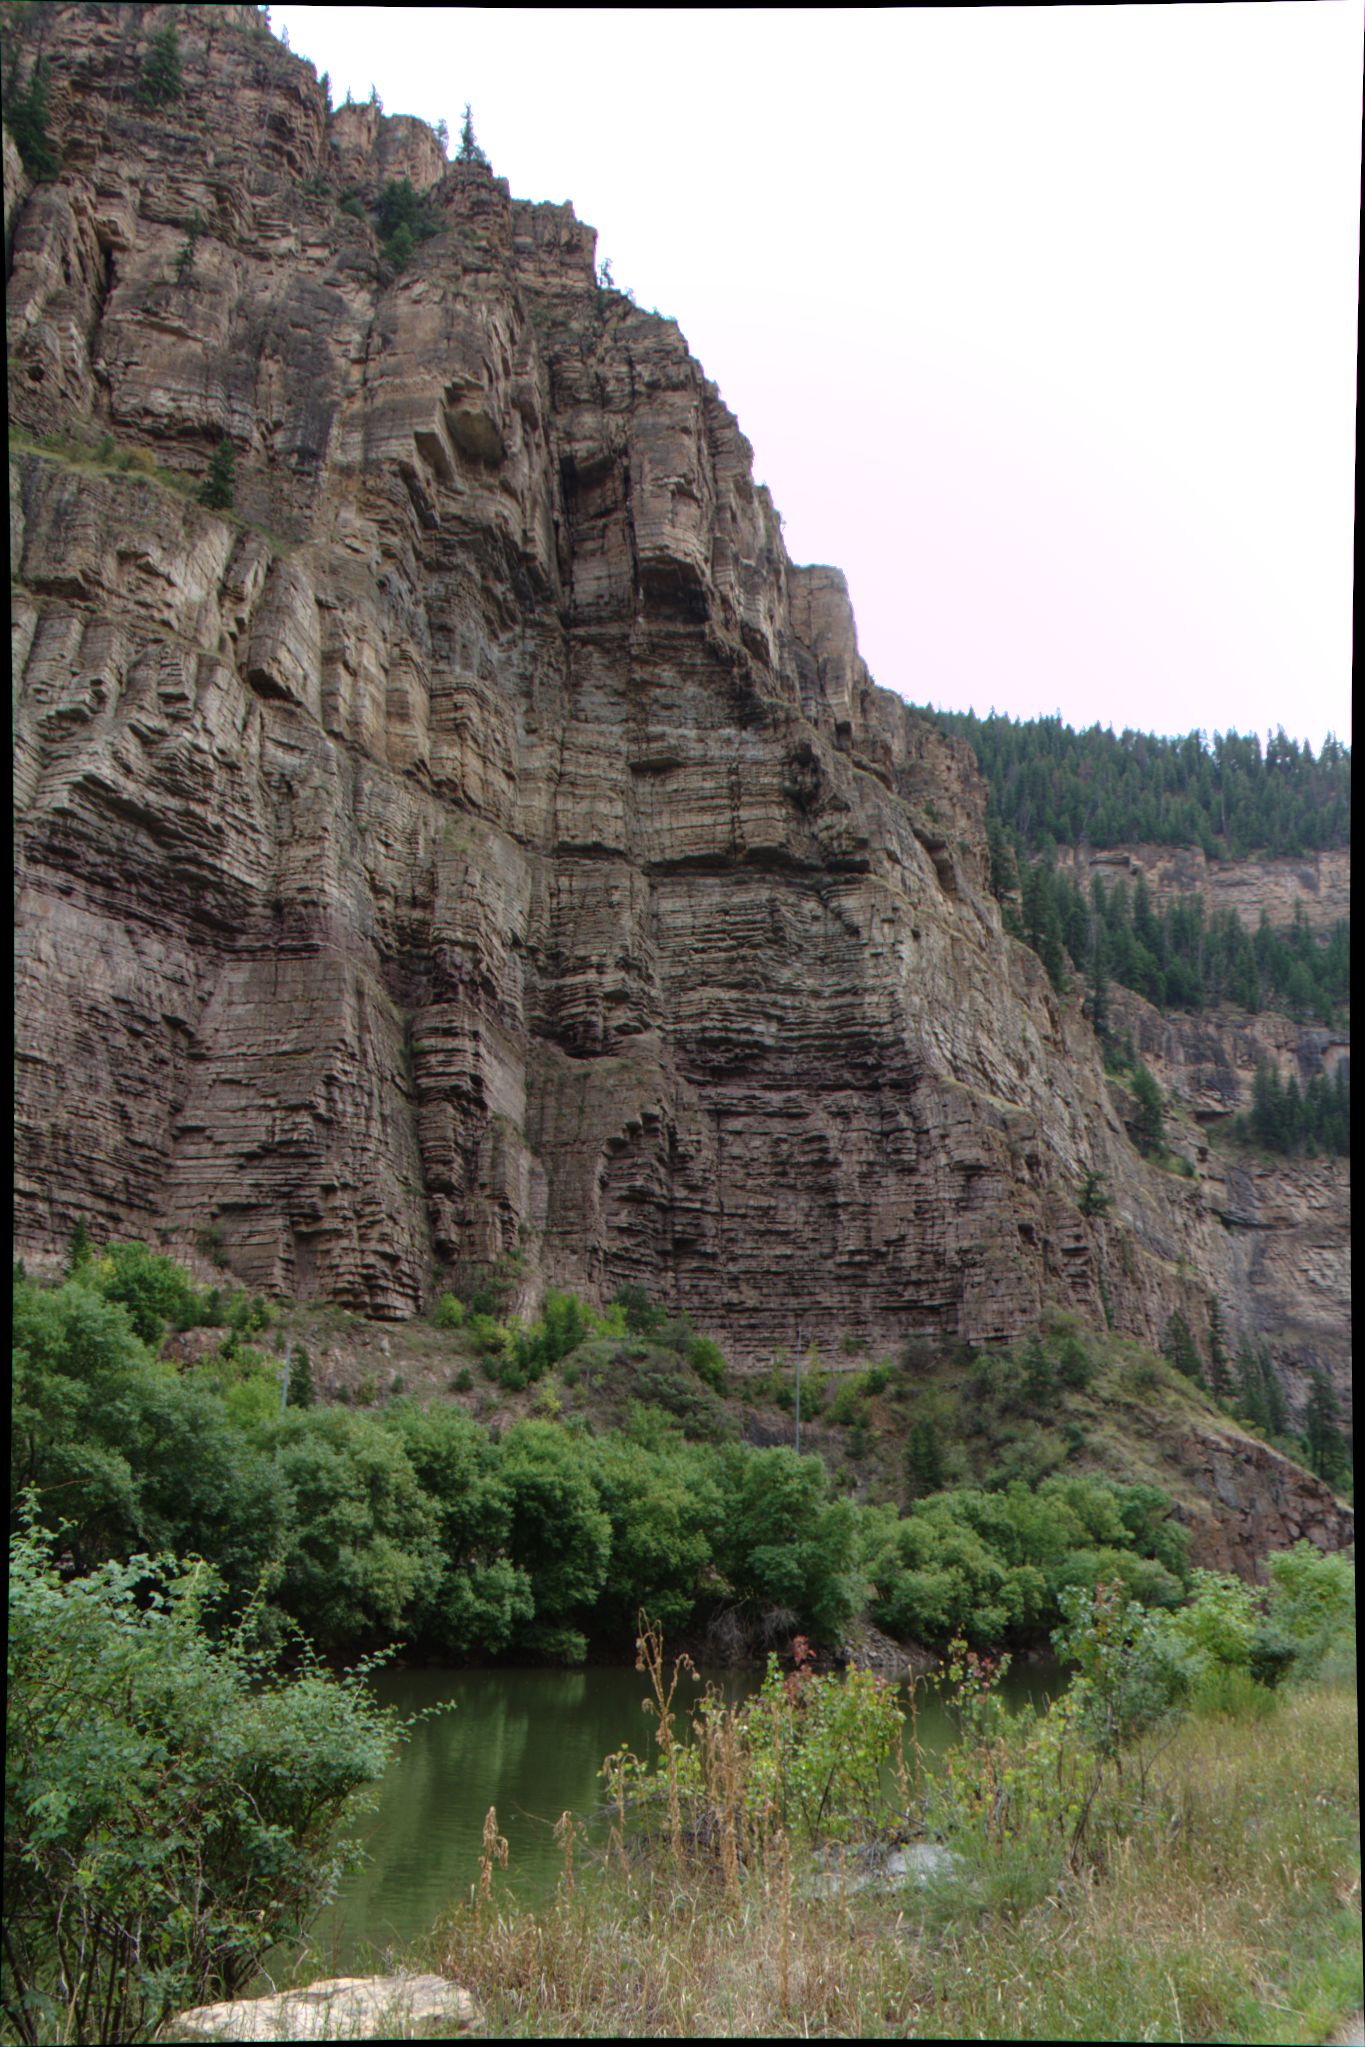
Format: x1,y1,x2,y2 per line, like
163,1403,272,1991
172,1973,480,2040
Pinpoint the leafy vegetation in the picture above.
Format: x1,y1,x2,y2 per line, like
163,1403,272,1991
10,1251,1237,1668
4,1512,398,2046
436,1565,1357,2039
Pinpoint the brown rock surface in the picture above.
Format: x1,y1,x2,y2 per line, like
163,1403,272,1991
9,5,1350,1541
1053,843,1350,934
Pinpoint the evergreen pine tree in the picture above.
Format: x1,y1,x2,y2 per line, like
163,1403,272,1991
1077,1170,1112,1218
904,1418,945,1499
1206,1296,1230,1399
138,24,184,109
1234,1336,1268,1430
8,58,60,179
1022,1335,1054,1403
1304,1372,1348,1486
1162,1310,1204,1386
199,439,235,510
1259,1347,1288,1437
457,102,488,166
286,1344,315,1408
1129,1063,1165,1156
1086,930,1111,1042
66,1217,93,1273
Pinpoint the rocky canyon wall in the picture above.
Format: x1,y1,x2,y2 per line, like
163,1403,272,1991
9,4,1350,1473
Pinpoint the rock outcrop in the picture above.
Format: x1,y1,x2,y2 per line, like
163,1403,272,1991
1053,843,1350,935
8,2,1350,1502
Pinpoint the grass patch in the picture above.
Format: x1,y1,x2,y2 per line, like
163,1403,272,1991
417,1682,1358,2038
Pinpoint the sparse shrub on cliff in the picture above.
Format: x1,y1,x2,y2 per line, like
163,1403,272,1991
136,23,183,109
374,176,439,271
198,437,235,509
174,206,203,281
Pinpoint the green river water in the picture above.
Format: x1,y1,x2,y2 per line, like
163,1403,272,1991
308,1657,1063,1973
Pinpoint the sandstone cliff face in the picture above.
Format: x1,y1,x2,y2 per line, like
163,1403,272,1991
7,0,1351,1546
1053,843,1350,935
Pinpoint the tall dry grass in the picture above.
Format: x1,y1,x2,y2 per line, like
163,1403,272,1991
428,1683,1359,2040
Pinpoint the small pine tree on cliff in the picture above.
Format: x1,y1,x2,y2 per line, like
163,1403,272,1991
138,24,184,109
1304,1371,1348,1487
457,102,488,166
199,439,235,510
7,58,60,179
1129,1061,1165,1156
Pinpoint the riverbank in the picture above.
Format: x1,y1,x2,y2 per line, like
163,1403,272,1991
416,1680,1358,2041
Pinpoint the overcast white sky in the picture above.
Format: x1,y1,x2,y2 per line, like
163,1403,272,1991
274,4,1360,751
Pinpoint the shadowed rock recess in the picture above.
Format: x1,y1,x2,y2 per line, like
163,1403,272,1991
8,7,1351,1542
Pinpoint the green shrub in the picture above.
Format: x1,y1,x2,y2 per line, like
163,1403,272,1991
1253,1541,1356,1685
1056,1336,1094,1389
711,1445,860,1642
432,1292,466,1330
611,1284,667,1339
266,1406,440,1648
466,1310,508,1358
685,1334,726,1392
82,1241,203,1346
4,1512,398,2045
380,1403,534,1655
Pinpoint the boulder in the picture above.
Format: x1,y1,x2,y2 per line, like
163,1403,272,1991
172,1973,480,2041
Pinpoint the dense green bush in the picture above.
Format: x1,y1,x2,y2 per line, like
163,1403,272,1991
11,1277,288,1599
431,1291,466,1330
711,1446,861,1642
497,1421,612,1660
265,1407,441,1650
80,1240,203,1345
863,1478,1187,1649
380,1401,532,1655
4,1515,398,2045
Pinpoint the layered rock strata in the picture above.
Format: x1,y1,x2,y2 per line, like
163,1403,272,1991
8,0,1351,1515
